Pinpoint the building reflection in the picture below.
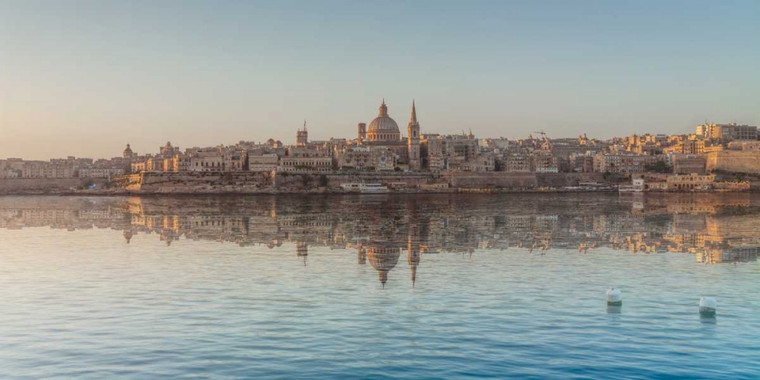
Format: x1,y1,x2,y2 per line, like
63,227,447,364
1,193,758,286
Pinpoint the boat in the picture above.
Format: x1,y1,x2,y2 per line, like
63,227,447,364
340,183,361,192
359,183,389,193
618,185,640,193
619,178,645,193
340,182,390,193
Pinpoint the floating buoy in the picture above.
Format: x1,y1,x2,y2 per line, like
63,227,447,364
606,288,622,306
699,297,717,316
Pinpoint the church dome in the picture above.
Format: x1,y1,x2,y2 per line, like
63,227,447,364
367,100,400,142
366,245,401,286
123,143,134,158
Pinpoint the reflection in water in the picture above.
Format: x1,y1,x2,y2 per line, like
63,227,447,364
606,305,623,314
700,315,718,325
1,193,758,286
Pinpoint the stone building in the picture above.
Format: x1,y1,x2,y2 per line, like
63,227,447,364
78,168,125,178
222,148,246,171
534,151,559,173
666,174,716,191
336,146,396,171
145,157,164,172
672,154,706,174
171,154,191,172
248,153,279,172
593,153,662,173
698,123,758,141
22,161,74,178
188,149,224,172
665,138,705,155
279,146,333,172
131,161,147,172
505,154,532,173
459,152,496,172
423,132,478,171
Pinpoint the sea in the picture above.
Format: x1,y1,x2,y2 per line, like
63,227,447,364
0,193,758,379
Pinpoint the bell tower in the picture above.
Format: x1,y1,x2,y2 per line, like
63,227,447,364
407,100,421,170
296,120,308,147
358,123,367,143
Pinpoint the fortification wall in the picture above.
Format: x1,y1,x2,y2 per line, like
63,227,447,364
706,151,760,174
118,171,438,193
113,171,610,194
127,171,275,193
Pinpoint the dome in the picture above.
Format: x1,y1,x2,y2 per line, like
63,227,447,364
366,245,401,286
367,100,400,142
123,143,134,158
368,116,399,133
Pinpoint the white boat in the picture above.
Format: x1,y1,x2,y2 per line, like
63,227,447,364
619,178,645,193
340,182,390,193
359,183,389,193
340,183,361,192
618,185,640,193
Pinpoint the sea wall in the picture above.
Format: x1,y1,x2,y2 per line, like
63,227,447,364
122,171,438,193
446,172,538,189
112,171,614,194
122,171,274,193
0,178,108,195
536,173,606,187
445,172,605,189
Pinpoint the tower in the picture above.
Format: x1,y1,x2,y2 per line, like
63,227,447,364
407,201,421,287
407,100,421,170
296,242,308,265
358,123,367,143
296,120,308,147
408,240,420,287
357,244,367,265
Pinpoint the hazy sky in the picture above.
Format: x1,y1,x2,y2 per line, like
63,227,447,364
1,0,759,159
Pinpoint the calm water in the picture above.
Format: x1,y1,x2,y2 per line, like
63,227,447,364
0,194,758,379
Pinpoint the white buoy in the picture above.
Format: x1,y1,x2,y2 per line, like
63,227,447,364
606,288,622,306
699,297,717,316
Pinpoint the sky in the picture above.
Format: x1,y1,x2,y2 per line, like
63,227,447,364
1,0,759,160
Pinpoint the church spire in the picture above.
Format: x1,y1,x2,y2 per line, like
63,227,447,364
406,99,421,170
378,99,388,116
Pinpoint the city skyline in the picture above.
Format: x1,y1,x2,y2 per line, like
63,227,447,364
2,98,757,161
2,0,760,159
